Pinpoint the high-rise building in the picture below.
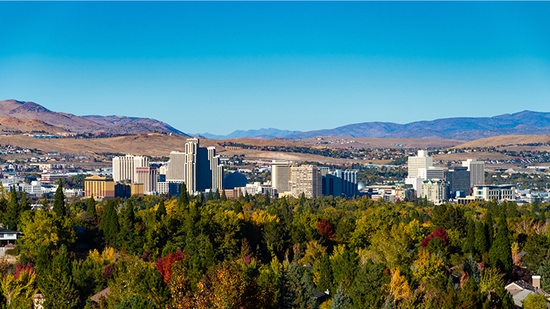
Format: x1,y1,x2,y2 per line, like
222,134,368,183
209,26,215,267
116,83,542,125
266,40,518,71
166,151,186,182
462,159,485,186
322,169,358,197
418,166,445,180
112,154,149,183
290,165,322,198
166,138,223,195
208,147,224,192
446,166,470,198
135,167,158,194
407,150,433,178
271,161,291,193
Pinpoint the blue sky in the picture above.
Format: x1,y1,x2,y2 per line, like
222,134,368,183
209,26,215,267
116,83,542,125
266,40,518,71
1,2,549,135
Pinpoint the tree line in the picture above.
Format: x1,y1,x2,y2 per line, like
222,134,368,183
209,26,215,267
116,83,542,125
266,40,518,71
1,181,550,308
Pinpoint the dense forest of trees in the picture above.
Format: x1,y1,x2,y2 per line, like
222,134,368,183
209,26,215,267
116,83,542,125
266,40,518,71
1,183,550,309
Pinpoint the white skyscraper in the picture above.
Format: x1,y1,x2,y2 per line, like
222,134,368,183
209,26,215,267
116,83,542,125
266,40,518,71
166,151,186,182
184,138,199,194
112,154,149,183
407,150,433,178
208,146,224,192
271,161,291,193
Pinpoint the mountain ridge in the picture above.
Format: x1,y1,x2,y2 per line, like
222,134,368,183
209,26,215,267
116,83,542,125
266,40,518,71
0,99,188,136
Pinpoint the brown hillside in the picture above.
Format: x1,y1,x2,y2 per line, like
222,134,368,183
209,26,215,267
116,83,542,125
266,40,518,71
455,134,550,148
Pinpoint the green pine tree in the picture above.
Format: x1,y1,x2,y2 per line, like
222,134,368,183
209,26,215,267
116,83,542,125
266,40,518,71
100,200,120,247
475,221,488,259
156,200,166,221
178,182,189,208
53,179,67,216
489,214,513,277
318,252,333,293
86,196,97,218
331,283,352,309
463,218,476,255
3,186,19,230
39,245,79,309
119,199,137,253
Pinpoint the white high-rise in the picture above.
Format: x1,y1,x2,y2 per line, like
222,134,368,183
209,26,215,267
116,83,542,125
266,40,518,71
407,150,433,178
271,161,291,193
184,138,199,193
208,146,224,192
166,151,186,182
462,159,485,186
113,154,149,183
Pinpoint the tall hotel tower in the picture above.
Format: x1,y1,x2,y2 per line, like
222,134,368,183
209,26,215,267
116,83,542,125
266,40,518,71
166,138,223,194
113,155,149,183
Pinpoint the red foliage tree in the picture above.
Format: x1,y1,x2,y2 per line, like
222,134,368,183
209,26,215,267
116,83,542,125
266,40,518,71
14,263,35,280
421,227,449,248
155,250,188,284
317,218,336,240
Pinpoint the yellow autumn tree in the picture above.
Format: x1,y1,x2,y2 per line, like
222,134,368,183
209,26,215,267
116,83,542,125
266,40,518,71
387,268,410,306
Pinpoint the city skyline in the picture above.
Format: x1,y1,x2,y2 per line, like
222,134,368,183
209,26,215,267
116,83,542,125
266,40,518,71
1,2,549,135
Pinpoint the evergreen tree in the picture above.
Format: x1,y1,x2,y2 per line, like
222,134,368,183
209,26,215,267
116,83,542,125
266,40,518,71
277,267,295,309
100,200,120,247
206,190,214,201
53,179,66,216
119,199,138,253
317,253,333,293
332,283,352,309
214,189,221,200
178,182,189,208
221,190,227,201
475,221,489,258
20,190,29,211
463,218,476,255
86,196,97,218
264,190,271,206
485,212,494,248
489,214,513,277
3,186,19,230
348,260,387,309
39,245,79,309
156,200,166,221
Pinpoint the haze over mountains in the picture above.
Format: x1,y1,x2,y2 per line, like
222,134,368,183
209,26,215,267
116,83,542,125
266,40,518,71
2,99,550,141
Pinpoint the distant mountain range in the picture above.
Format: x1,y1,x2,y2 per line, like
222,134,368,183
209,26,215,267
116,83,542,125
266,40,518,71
204,111,550,141
0,100,188,136
3,100,550,141
200,128,301,140
286,111,550,141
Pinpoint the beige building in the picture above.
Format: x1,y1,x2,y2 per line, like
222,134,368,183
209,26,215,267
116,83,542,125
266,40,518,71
84,174,115,199
407,150,433,178
271,161,291,193
421,179,448,205
135,167,157,194
290,165,322,198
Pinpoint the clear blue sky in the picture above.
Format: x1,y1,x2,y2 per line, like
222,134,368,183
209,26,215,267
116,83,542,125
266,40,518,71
1,2,549,135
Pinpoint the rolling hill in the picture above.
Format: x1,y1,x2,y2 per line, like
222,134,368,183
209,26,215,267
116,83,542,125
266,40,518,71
0,99,188,136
